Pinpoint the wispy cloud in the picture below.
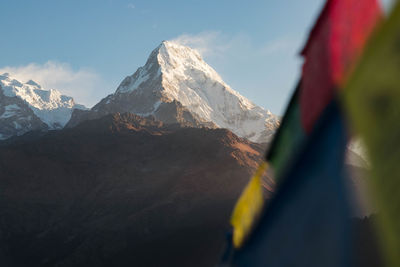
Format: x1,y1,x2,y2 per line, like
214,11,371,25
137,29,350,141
171,31,231,58
0,61,105,107
127,3,135,9
171,31,300,60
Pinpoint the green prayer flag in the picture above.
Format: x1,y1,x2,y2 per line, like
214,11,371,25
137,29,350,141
343,3,400,266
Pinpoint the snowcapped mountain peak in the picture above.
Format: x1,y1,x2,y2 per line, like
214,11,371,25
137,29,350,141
0,74,86,138
115,40,225,95
80,41,280,143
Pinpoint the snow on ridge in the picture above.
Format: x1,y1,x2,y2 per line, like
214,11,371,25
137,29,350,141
116,67,151,94
0,73,85,129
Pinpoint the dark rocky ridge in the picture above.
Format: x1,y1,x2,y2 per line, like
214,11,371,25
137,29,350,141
66,100,216,129
0,113,270,266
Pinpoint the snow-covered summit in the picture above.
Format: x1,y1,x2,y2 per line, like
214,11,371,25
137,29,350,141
0,73,86,138
71,41,279,142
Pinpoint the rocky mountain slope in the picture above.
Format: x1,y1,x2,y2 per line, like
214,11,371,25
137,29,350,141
0,73,86,139
0,113,273,267
0,110,376,267
67,41,279,143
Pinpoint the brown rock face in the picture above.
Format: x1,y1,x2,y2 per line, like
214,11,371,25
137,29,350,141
0,113,266,267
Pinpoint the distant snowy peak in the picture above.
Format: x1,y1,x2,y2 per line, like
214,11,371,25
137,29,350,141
0,73,86,139
110,41,279,142
1,73,72,107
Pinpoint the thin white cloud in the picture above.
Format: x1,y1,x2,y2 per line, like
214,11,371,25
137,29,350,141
0,61,105,108
171,31,299,60
171,31,231,58
127,3,135,9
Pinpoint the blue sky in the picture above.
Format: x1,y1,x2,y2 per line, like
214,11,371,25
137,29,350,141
0,0,394,114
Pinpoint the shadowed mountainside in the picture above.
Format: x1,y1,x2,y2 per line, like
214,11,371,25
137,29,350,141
0,113,271,267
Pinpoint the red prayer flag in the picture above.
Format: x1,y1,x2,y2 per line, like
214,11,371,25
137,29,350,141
300,0,382,133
